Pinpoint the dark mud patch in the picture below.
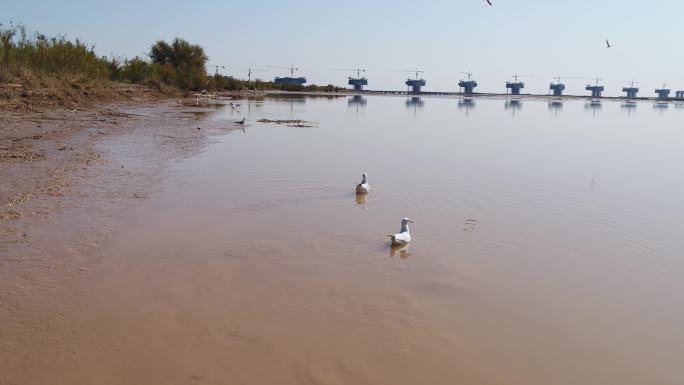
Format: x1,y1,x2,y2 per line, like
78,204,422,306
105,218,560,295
257,118,317,127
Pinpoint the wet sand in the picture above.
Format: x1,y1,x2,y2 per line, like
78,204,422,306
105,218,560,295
2,96,684,385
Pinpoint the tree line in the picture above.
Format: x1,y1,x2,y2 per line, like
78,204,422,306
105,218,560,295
0,23,344,92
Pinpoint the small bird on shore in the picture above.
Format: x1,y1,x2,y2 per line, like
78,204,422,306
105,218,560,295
605,39,612,48
387,218,413,246
356,173,370,194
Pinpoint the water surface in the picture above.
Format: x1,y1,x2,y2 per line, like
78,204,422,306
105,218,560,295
26,95,684,384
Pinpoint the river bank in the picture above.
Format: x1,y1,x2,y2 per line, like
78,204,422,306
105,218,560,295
0,95,247,383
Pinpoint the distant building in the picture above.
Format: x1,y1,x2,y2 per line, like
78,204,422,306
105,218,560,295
549,83,565,96
655,88,671,98
348,77,368,91
405,78,426,93
676,91,684,98
458,80,478,94
622,87,639,98
586,85,604,97
274,77,307,85
506,82,525,95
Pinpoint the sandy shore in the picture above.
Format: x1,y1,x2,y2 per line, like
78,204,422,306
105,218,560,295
0,93,244,381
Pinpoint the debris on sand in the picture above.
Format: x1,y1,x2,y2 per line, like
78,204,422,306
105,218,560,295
0,210,23,222
256,119,317,128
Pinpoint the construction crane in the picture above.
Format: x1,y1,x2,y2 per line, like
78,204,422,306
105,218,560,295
211,65,226,76
269,65,300,77
247,68,267,82
393,69,424,79
405,69,424,81
332,68,366,78
511,73,532,82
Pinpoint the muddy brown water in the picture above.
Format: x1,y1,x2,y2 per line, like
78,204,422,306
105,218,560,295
3,96,684,384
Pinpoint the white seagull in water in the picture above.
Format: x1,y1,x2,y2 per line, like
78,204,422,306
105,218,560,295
356,173,370,194
387,218,414,246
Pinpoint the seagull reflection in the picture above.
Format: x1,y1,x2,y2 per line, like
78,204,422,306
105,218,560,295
355,193,367,205
389,243,411,259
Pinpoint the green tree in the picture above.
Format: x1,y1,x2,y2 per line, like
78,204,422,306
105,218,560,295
149,38,207,90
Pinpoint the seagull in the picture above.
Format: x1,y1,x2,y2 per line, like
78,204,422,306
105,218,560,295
229,102,241,109
356,173,370,194
236,117,246,124
387,218,413,246
606,39,611,48
486,0,492,5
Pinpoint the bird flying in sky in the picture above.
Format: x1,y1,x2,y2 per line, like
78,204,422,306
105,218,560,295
486,0,492,5
606,39,612,48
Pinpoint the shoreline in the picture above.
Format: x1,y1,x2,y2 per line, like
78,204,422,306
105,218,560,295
220,89,684,102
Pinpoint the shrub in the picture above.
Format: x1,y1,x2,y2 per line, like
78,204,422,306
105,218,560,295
149,38,208,90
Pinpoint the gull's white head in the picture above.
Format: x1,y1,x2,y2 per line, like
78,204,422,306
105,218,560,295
402,217,414,224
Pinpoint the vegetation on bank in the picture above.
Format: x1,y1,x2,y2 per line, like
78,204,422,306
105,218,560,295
0,23,345,93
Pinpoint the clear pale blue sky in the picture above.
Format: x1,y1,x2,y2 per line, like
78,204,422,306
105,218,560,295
5,0,683,96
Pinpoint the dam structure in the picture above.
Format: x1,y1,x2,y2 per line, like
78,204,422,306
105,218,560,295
458,72,478,94
405,71,426,93
348,77,368,91
585,78,605,97
344,68,368,91
506,82,524,95
623,87,639,98
586,85,604,97
655,87,670,99
506,74,528,95
272,65,306,85
549,83,565,96
275,77,306,85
